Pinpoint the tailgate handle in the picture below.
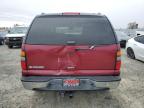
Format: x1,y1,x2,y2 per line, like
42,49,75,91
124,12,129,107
75,45,95,51
75,48,89,51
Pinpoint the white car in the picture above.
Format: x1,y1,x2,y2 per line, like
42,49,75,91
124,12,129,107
126,35,144,61
5,26,28,48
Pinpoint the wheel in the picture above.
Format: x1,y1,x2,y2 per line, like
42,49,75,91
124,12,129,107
8,45,13,48
127,47,135,59
0,41,3,45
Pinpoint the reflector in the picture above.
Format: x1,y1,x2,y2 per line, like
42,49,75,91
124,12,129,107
21,51,26,57
117,50,122,57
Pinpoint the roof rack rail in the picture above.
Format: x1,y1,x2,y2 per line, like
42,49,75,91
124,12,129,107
97,13,102,15
41,13,45,15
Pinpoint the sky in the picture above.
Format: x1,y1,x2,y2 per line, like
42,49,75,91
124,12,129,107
0,0,144,28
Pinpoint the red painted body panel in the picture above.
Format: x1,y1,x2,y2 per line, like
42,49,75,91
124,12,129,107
22,44,119,76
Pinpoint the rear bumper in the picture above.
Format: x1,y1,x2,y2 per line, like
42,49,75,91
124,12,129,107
21,76,121,91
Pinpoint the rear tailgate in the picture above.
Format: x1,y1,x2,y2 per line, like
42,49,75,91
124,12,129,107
24,44,117,76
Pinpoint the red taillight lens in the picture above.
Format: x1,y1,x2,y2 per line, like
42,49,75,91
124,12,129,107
21,61,27,70
21,50,27,70
116,61,121,70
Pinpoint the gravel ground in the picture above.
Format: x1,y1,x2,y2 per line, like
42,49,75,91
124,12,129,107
0,45,144,108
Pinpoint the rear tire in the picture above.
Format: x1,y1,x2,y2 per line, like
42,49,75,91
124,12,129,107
8,45,13,48
127,47,135,59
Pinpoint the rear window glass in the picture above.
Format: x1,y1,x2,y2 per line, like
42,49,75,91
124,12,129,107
26,16,116,45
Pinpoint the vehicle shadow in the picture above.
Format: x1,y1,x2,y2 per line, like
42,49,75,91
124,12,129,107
136,59,144,63
30,90,124,108
127,56,144,64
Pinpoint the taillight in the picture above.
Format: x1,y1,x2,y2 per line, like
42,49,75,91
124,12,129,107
116,50,121,70
116,61,121,70
21,50,27,70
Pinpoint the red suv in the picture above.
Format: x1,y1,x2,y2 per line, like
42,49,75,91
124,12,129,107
21,12,121,91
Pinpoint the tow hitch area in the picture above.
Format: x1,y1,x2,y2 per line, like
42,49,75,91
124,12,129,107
59,91,74,98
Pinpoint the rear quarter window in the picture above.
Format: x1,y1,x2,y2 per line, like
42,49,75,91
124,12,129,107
26,15,117,45
134,36,144,44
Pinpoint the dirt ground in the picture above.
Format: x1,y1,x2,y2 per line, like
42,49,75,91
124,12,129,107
0,45,144,108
